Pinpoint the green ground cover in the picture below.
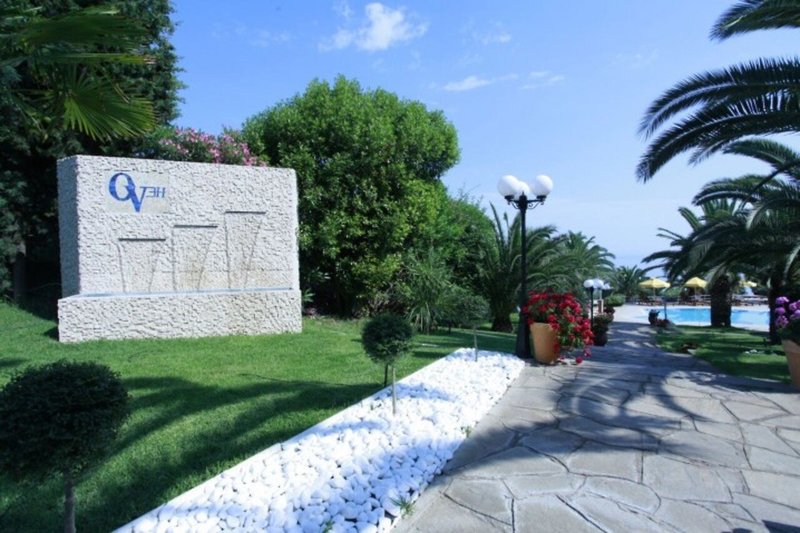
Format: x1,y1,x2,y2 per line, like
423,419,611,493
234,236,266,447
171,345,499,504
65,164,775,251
0,302,514,531
655,325,790,383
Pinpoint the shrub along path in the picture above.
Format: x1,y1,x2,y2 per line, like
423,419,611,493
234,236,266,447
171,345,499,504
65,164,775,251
0,303,513,531
397,322,800,532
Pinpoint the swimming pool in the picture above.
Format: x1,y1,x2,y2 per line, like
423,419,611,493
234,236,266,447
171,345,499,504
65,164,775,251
656,307,770,329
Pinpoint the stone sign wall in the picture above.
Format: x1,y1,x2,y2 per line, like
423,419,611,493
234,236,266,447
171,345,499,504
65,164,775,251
57,155,301,342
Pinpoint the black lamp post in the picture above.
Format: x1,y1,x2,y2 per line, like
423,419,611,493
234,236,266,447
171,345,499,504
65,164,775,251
583,279,598,324
498,174,553,359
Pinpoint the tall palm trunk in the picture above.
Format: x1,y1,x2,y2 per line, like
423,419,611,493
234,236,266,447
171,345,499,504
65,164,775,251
709,275,732,327
767,273,783,344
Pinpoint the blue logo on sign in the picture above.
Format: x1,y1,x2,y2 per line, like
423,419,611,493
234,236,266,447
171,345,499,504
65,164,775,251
108,172,167,213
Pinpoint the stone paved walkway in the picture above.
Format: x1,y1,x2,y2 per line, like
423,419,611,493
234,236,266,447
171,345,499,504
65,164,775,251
396,322,800,532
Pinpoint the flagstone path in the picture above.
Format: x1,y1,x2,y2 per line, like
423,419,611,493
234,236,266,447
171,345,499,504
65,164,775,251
396,322,800,533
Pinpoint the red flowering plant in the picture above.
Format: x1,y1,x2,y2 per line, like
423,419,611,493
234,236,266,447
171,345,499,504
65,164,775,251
523,291,593,363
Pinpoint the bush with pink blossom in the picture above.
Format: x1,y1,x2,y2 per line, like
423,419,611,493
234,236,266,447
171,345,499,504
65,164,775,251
139,126,267,166
775,296,800,343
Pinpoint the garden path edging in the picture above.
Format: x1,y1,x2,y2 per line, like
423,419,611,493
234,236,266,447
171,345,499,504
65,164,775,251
115,348,524,533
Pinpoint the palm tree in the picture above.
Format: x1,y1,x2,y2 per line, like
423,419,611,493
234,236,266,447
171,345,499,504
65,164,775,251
637,0,800,181
476,205,566,331
557,232,616,296
2,5,155,140
693,166,800,341
644,200,743,327
612,265,647,302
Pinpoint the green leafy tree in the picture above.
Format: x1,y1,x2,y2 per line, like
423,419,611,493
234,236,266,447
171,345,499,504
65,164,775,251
242,76,460,315
0,360,130,533
637,0,800,181
557,231,615,296
361,314,413,415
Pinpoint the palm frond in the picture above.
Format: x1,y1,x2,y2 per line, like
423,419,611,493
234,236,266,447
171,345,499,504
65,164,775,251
712,0,800,40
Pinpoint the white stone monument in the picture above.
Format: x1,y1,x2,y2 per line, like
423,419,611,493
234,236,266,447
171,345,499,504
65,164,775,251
57,155,301,342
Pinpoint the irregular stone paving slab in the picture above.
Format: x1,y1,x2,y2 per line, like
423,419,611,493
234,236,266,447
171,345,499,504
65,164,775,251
693,419,742,441
519,427,584,458
404,495,510,533
747,445,800,474
565,441,641,482
560,415,657,450
726,400,787,422
582,476,659,513
561,384,633,405
733,493,800,530
655,500,737,532
395,322,800,533
514,495,600,532
659,430,747,468
504,473,584,498
742,470,800,509
461,446,566,479
445,479,512,524
570,495,665,533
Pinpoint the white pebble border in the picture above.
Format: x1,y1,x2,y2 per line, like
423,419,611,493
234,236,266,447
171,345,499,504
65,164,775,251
115,349,523,533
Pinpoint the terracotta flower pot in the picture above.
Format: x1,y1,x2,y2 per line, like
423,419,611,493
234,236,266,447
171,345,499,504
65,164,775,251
530,322,559,365
782,340,800,389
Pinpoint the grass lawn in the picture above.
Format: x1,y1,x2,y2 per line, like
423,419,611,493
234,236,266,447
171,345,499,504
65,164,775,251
655,325,790,383
0,302,514,531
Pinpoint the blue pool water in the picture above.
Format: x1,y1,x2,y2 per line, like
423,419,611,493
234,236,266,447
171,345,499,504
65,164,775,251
656,307,770,328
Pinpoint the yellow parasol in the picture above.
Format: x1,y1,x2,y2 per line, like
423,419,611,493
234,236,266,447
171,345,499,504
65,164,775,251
742,280,758,288
639,277,671,290
683,277,708,290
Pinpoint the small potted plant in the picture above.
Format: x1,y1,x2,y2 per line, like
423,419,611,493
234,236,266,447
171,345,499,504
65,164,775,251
775,296,800,387
524,291,593,365
591,314,613,346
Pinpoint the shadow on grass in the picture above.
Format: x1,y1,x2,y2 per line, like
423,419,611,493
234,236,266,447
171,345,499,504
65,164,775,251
0,373,385,531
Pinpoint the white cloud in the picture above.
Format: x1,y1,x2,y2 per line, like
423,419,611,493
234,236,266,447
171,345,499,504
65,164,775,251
474,28,511,45
334,0,353,20
250,30,291,48
211,23,291,48
442,73,518,92
321,2,427,52
521,71,565,90
615,50,659,69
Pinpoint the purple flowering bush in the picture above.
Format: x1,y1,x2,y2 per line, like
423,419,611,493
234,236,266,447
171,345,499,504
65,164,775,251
139,126,267,166
775,296,800,343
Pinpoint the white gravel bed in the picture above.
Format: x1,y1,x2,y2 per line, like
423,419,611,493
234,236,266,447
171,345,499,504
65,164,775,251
116,348,524,533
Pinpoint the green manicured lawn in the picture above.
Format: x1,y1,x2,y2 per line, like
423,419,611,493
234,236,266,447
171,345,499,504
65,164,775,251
0,303,514,531
655,325,790,383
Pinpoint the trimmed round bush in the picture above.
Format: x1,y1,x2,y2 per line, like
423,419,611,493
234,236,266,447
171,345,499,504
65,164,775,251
362,313,413,367
0,359,130,482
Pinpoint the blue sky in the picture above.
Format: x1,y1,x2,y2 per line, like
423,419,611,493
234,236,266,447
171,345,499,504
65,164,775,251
170,1,797,271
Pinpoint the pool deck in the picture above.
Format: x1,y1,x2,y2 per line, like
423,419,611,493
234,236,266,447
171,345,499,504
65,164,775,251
613,304,770,332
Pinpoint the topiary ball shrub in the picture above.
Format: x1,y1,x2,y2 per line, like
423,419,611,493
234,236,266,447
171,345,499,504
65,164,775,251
362,314,413,415
362,313,413,368
0,360,130,533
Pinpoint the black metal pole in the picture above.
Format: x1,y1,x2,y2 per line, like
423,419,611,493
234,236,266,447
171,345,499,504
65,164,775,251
515,194,530,358
589,290,594,324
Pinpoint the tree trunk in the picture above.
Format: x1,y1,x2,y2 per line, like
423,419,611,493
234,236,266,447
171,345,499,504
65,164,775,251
391,365,397,415
491,313,513,332
473,326,478,361
63,471,76,533
12,239,26,305
768,273,782,345
383,364,388,387
709,276,732,327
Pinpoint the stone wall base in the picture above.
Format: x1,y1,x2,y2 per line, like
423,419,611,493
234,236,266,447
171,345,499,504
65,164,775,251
58,289,301,343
